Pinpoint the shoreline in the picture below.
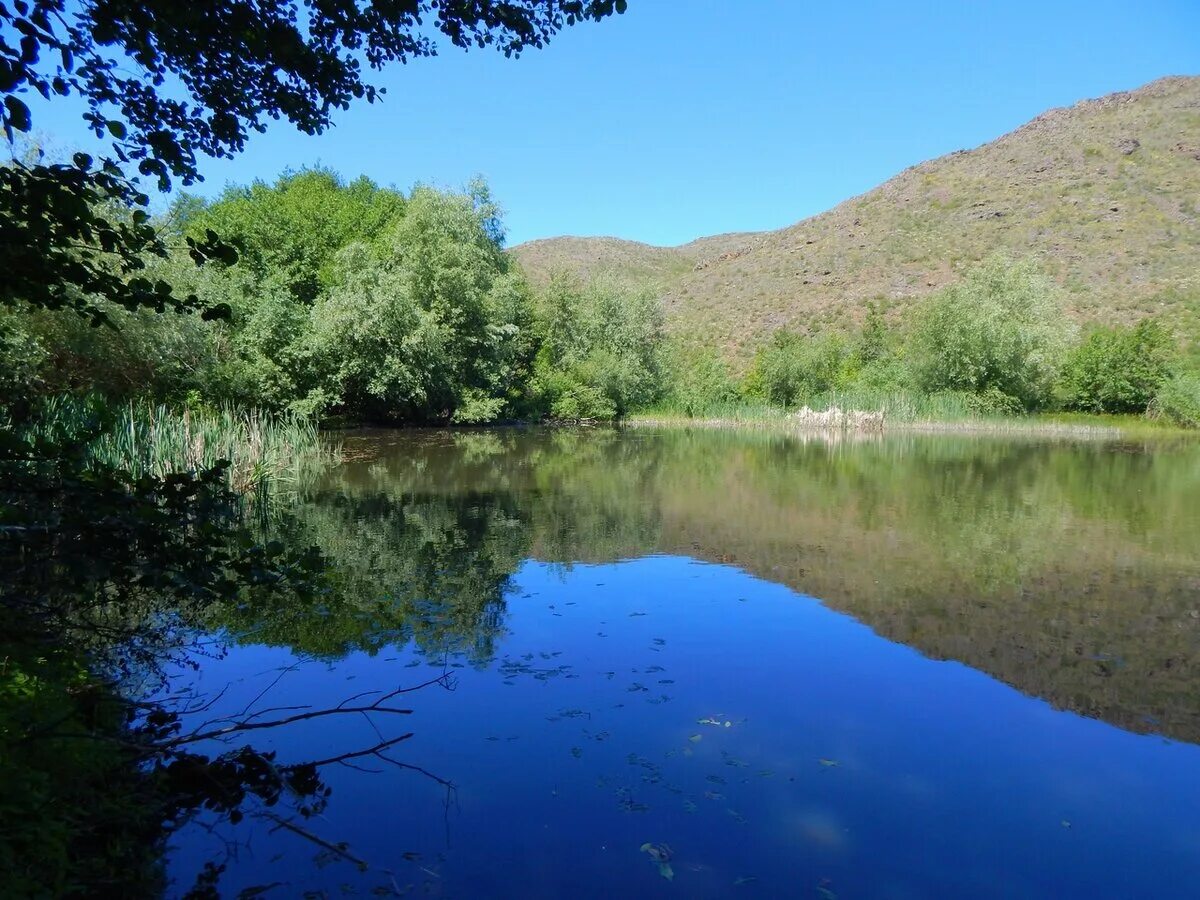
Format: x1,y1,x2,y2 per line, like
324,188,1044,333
624,413,1192,440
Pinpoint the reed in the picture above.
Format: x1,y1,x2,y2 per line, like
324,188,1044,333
27,396,338,494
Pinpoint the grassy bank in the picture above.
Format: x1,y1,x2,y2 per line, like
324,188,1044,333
631,394,1193,439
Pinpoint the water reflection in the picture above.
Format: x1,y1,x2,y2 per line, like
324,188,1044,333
242,427,1200,744
177,427,1200,897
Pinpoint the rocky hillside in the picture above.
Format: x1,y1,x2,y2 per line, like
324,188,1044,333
511,76,1200,361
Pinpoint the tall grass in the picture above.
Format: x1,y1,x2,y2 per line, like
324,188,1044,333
646,389,980,424
634,389,1148,437
26,396,338,493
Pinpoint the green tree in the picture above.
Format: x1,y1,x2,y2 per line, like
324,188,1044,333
749,330,849,407
308,186,536,422
1060,319,1177,413
1151,372,1200,428
663,340,739,416
907,255,1074,411
533,275,665,419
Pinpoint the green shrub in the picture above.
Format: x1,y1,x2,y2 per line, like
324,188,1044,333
749,330,849,407
907,255,1075,410
1060,319,1176,413
1150,373,1200,428
662,342,739,416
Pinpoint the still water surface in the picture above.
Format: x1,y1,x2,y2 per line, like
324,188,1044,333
170,428,1200,898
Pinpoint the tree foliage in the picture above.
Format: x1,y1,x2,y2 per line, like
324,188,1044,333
907,255,1075,411
1,0,625,322
1060,319,1176,413
533,274,664,420
748,329,849,407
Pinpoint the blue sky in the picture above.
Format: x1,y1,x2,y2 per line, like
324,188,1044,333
22,0,1200,246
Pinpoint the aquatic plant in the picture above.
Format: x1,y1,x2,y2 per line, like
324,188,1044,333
23,396,337,494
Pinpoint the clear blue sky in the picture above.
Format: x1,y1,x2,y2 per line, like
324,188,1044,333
23,0,1200,246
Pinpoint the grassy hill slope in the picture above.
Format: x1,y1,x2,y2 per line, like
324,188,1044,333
510,76,1200,362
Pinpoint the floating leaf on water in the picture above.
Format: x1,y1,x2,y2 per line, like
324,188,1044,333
630,612,647,617
757,769,775,778
706,774,727,784
697,717,722,727
1061,820,1072,829
818,758,841,767
726,808,747,824
703,790,724,801
570,747,583,759
688,734,703,743
659,679,675,685
628,682,649,693
734,876,758,886
652,638,666,646
404,660,421,668
645,665,666,673
658,862,674,881
683,799,698,813
816,884,838,900
485,736,500,742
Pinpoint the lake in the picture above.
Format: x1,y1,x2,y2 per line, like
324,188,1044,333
167,427,1200,898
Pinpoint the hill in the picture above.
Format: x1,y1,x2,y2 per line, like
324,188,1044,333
510,76,1200,362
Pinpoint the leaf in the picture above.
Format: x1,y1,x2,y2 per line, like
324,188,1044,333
818,758,841,767
4,95,31,132
106,119,127,139
688,734,702,743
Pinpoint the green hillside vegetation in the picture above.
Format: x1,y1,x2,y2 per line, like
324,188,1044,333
511,76,1200,361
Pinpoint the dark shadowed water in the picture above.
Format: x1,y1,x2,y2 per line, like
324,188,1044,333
168,427,1200,898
